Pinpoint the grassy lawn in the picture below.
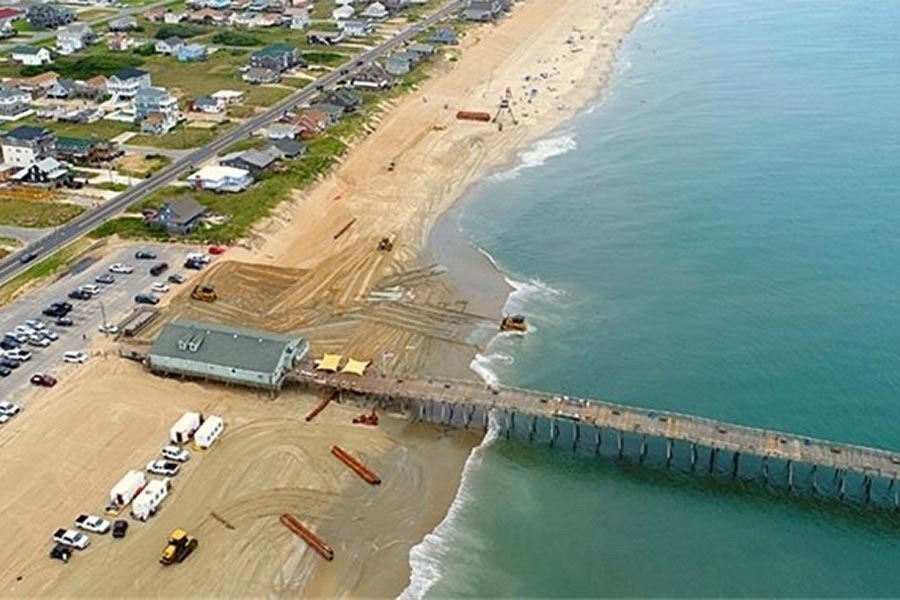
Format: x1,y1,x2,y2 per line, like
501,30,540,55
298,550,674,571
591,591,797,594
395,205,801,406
0,200,84,228
94,182,129,192
243,85,293,108
141,52,248,98
28,119,137,140
129,122,232,150
79,9,118,20
0,238,92,306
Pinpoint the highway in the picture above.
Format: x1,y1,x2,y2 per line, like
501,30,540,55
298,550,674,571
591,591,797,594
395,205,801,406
0,0,466,285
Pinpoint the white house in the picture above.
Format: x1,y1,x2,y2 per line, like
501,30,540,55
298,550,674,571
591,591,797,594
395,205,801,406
56,24,93,55
187,165,253,192
0,125,56,168
332,5,354,20
360,1,387,19
154,36,185,55
339,19,373,36
0,85,33,121
107,67,152,101
10,45,52,66
285,7,309,29
163,10,187,23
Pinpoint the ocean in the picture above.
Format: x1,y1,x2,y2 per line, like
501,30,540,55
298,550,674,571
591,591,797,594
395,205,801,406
406,0,900,597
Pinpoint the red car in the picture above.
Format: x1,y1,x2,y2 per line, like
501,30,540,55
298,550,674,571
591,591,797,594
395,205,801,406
207,245,225,255
30,373,57,387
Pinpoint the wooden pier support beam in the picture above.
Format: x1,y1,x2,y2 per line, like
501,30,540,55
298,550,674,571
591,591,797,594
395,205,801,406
863,475,873,504
731,452,740,478
786,460,793,490
573,423,580,451
639,435,648,464
811,465,818,494
509,410,515,435
550,419,559,447
528,415,536,441
665,438,673,467
482,408,489,431
690,443,697,471
891,479,898,508
594,428,602,455
762,456,769,482
708,447,717,474
617,430,624,459
838,469,846,500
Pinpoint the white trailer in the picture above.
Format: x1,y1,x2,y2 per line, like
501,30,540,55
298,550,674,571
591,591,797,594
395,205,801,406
170,411,202,444
109,470,147,508
131,479,169,521
194,415,224,450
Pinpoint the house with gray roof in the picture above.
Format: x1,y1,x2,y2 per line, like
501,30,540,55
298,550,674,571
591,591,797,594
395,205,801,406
151,197,207,235
148,319,309,390
428,26,458,45
108,16,138,31
0,85,33,121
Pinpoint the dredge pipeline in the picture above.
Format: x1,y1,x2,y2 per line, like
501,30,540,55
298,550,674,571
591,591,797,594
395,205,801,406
331,445,381,485
305,391,335,422
280,514,334,561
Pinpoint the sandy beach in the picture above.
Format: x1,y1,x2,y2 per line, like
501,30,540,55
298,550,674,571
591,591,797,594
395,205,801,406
0,0,654,596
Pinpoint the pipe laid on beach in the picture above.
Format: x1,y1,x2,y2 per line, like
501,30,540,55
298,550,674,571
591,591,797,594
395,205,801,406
305,391,335,422
455,110,491,122
280,514,334,561
331,445,381,485
333,218,357,240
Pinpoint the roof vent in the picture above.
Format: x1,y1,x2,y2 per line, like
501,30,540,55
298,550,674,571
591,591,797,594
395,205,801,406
188,334,204,352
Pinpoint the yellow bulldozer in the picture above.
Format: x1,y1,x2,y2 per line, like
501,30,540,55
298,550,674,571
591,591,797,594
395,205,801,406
190,284,217,302
160,529,198,566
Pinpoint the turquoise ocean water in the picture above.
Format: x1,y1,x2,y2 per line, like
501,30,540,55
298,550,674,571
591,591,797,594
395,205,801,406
405,0,900,597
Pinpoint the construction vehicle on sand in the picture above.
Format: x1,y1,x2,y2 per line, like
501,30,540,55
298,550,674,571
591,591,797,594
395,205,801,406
500,315,527,333
160,529,198,565
190,285,217,302
377,237,394,252
352,408,379,426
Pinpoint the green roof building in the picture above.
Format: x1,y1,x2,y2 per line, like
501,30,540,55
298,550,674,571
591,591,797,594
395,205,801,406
149,319,308,390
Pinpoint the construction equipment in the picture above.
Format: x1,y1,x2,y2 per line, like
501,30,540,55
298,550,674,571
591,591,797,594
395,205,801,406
352,408,379,427
500,314,527,333
190,285,217,302
377,237,394,252
159,529,198,565
492,97,518,130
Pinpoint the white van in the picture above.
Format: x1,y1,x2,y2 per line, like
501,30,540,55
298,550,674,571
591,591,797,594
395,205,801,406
63,350,88,364
131,479,169,521
194,415,223,450
109,470,146,507
170,411,202,444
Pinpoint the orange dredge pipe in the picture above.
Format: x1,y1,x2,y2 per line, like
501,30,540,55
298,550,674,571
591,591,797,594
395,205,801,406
331,445,382,485
305,391,335,422
280,514,334,561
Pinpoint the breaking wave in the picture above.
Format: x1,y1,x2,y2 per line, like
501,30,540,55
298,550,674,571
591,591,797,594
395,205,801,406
399,413,502,600
490,133,578,181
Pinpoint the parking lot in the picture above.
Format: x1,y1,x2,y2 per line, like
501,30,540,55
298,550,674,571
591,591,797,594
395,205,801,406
0,243,212,406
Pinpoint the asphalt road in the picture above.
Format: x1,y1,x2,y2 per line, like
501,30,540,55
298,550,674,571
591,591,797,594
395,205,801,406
0,243,207,408
0,0,466,286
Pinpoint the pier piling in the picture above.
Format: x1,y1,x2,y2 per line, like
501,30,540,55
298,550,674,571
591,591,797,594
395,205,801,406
731,452,740,478
594,428,602,455
811,465,818,493
762,456,769,482
529,415,536,442
787,460,793,490
639,435,648,464
665,438,673,467
617,430,624,459
708,447,717,474
690,443,697,470
573,423,580,451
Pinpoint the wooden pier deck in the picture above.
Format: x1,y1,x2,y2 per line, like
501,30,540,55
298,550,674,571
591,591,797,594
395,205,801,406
288,367,900,484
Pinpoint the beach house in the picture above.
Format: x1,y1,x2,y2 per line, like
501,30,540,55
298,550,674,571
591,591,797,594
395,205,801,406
176,43,208,62
55,136,120,165
155,36,185,55
339,19,373,37
10,46,52,66
56,24,93,55
360,1,388,19
428,26,459,45
151,198,207,235
242,67,281,84
192,95,225,113
187,165,252,192
219,145,282,174
107,67,151,101
386,51,416,76
108,15,138,31
134,86,179,135
0,85,33,121
249,44,304,72
285,7,310,29
331,5,354,21
26,4,75,29
0,126,57,168
350,63,392,89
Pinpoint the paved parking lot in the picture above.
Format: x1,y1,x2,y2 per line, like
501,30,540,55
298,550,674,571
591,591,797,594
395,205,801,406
0,243,210,406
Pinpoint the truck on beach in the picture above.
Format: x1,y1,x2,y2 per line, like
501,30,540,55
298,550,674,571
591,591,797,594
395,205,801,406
194,415,223,450
131,479,170,521
170,411,202,444
109,470,147,508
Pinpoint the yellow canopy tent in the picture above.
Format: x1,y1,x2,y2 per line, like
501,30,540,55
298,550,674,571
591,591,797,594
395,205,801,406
341,358,370,376
316,354,342,372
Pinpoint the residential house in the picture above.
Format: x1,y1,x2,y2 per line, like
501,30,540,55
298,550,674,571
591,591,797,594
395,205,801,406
323,87,361,112
285,7,310,29
107,67,151,101
428,26,458,45
108,16,138,31
307,30,344,45
242,67,281,84
192,95,225,113
0,126,56,168
176,43,207,62
360,1,388,20
11,157,70,187
84,75,107,97
331,5,354,20
12,71,59,96
231,12,280,27
407,42,435,58
187,165,252,192
249,44,304,72
335,0,356,5
265,123,300,140
155,36,185,55
290,0,312,8
339,19,373,36
291,111,325,137
144,7,167,22
152,197,207,235
206,0,233,9
10,45,52,66
26,4,75,29
350,62,391,89
463,5,493,21
380,0,409,11
464,0,501,21
189,8,228,24
271,138,305,158
219,145,281,174
0,7,25,26
309,102,344,125
385,51,415,76
163,11,188,23
248,0,269,11
56,24,93,55
55,136,120,165
46,78,78,99
109,32,137,52
133,86,179,134
211,89,244,104
0,85,32,121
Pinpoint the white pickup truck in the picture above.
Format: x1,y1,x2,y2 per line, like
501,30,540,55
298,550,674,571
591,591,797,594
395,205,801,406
53,528,90,550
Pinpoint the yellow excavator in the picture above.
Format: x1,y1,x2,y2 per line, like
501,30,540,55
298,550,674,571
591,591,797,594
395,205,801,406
160,529,199,566
190,284,217,302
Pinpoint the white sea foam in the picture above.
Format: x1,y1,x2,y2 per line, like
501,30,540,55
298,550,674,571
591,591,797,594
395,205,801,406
504,275,565,316
400,413,502,600
490,133,578,181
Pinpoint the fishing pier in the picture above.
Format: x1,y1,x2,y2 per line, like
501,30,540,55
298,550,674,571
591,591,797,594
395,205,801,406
289,367,900,508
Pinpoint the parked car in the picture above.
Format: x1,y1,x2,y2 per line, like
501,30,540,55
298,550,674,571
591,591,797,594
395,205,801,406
1,338,19,351
55,317,74,327
0,413,9,424
25,319,45,330
14,325,34,336
19,251,38,264
74,514,110,534
0,358,20,370
80,284,101,296
134,293,160,306
167,273,186,284
147,460,181,477
208,246,225,255
52,528,90,550
135,250,157,260
68,289,91,301
98,323,119,335
151,282,170,294
40,330,59,341
0,366,11,378
161,445,190,462
0,401,20,416
30,373,57,387
27,336,50,348
184,259,204,271
63,351,88,364
109,263,134,274
149,262,168,276
49,543,72,562
95,273,115,285
186,252,210,264
112,519,129,539
6,332,26,343
43,302,72,317
5,349,31,362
